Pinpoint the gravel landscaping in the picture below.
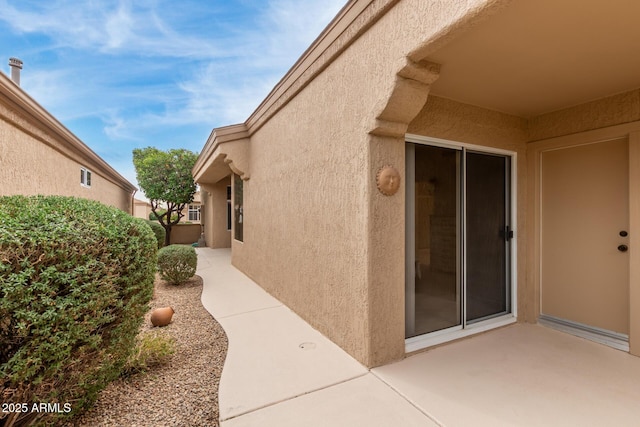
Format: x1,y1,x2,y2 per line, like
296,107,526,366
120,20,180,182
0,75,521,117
67,275,228,427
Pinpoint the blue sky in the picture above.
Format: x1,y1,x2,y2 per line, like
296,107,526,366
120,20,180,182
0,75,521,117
0,0,346,196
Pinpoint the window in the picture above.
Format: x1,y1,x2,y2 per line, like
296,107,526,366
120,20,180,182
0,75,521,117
227,186,232,231
188,204,201,222
80,167,92,187
234,174,243,242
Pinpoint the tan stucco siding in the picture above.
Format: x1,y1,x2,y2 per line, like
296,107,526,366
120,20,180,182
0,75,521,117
200,179,231,249
196,0,640,367
133,200,152,219
529,89,640,142
223,0,504,367
408,95,528,150
232,61,371,361
0,114,132,212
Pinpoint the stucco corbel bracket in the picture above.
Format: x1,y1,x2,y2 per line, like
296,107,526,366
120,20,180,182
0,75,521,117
224,157,250,181
370,119,409,138
370,59,441,138
397,59,441,86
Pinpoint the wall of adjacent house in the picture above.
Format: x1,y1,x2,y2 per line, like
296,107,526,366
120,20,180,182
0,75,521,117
227,0,503,367
169,223,201,245
175,191,202,224
0,105,132,212
133,200,152,219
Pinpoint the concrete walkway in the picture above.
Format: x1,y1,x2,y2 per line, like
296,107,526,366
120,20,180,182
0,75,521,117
197,248,640,426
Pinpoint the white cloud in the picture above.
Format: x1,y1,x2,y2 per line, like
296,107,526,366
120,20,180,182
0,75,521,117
91,0,348,137
18,67,73,111
1,0,348,146
0,0,226,58
1,0,348,200
175,0,348,125
102,109,137,140
262,0,346,57
104,2,135,49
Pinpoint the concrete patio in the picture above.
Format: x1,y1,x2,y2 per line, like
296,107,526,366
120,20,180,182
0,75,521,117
197,248,640,426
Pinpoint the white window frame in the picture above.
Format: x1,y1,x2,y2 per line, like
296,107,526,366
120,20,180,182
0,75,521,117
404,133,518,353
80,167,92,188
188,204,201,222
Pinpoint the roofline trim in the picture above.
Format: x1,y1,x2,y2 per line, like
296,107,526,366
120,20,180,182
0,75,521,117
246,0,400,134
0,72,136,193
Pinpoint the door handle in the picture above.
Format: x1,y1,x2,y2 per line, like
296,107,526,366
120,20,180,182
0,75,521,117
500,226,514,241
618,244,628,252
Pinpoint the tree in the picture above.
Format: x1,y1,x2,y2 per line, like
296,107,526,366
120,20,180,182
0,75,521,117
133,147,198,246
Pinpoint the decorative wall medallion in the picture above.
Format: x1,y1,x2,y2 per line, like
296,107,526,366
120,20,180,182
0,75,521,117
376,165,401,196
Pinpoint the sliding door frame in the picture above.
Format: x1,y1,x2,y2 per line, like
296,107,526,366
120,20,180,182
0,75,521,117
405,134,518,353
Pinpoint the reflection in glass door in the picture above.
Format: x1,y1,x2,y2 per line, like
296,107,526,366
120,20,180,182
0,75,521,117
405,144,461,337
466,152,511,322
405,142,512,340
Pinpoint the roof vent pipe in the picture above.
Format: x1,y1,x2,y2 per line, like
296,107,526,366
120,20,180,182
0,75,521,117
9,57,23,86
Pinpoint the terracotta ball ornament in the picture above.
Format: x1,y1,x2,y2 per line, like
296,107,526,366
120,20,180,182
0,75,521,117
376,165,401,196
150,306,175,327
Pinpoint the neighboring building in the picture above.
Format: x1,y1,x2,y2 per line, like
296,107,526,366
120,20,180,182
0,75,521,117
193,0,640,367
137,192,206,245
136,192,203,224
133,198,153,219
178,191,203,224
0,62,136,212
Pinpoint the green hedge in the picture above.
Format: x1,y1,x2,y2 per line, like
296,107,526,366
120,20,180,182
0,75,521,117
145,219,166,249
0,196,157,425
157,245,197,285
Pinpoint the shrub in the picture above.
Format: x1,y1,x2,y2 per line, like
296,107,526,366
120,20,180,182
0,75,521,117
145,219,166,249
157,245,197,285
122,330,175,376
0,196,157,426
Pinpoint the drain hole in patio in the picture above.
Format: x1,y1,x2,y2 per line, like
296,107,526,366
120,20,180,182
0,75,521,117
299,342,316,350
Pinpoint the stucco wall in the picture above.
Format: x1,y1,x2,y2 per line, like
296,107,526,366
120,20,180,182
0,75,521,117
169,223,201,245
233,61,371,360
227,0,503,367
197,0,640,367
133,200,152,219
201,178,231,249
0,101,133,212
529,89,640,141
0,117,131,211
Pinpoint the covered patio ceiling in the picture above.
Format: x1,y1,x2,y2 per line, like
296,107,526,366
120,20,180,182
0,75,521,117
426,0,640,118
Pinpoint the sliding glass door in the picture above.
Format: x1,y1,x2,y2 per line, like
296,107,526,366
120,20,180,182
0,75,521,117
466,152,511,323
406,141,513,340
